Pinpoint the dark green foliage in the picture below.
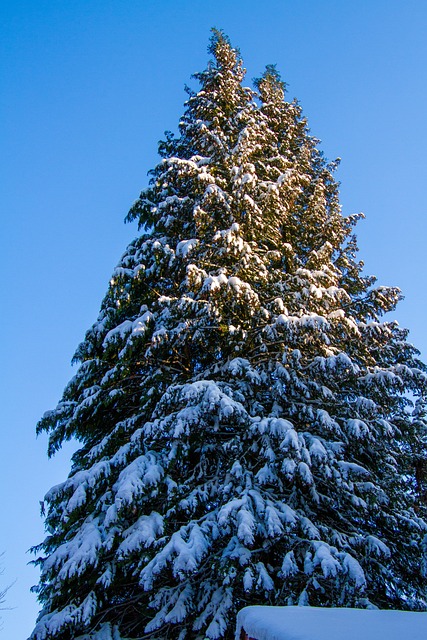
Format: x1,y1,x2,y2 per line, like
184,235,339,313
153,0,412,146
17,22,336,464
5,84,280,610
31,31,427,640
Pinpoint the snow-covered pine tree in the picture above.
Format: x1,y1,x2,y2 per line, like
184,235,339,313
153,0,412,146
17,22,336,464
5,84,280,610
30,31,427,640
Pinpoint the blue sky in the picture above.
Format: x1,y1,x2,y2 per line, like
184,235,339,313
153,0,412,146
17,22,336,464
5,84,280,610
1,1,427,637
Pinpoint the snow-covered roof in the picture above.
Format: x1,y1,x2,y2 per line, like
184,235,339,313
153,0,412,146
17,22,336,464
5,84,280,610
235,606,427,640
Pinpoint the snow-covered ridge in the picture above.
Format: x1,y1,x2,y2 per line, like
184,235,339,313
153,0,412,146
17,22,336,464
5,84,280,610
235,606,427,640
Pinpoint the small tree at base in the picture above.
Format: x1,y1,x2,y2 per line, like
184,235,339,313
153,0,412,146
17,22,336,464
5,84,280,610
31,31,427,640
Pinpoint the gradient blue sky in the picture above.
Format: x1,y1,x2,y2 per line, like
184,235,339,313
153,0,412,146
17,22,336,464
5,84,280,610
1,1,427,637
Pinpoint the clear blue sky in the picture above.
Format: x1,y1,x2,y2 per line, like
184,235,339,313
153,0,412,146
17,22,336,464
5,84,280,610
1,1,427,637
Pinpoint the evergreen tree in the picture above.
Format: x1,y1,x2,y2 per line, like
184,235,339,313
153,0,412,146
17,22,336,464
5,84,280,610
30,31,427,640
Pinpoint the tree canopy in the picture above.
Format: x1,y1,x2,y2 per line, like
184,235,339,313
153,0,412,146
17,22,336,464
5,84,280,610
30,31,427,640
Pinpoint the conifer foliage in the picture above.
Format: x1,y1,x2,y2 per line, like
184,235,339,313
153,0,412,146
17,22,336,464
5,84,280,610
31,32,427,640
